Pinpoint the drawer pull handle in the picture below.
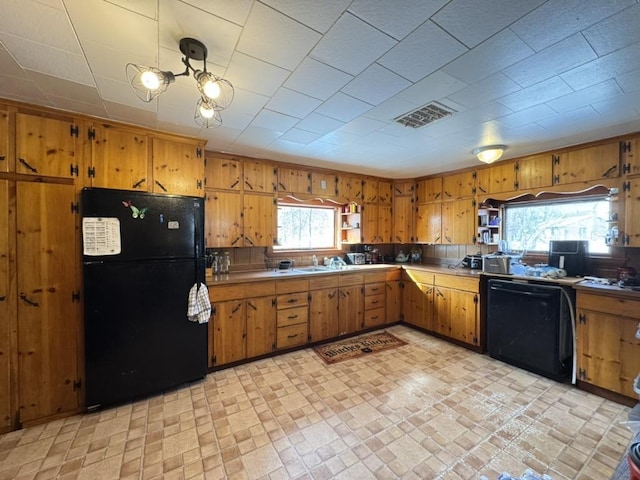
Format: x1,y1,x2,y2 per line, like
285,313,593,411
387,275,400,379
371,316,378,320
288,314,298,319
287,334,298,339
371,301,378,304
287,298,298,303
371,288,379,292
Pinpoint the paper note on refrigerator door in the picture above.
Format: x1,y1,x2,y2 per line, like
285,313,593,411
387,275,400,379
82,217,122,255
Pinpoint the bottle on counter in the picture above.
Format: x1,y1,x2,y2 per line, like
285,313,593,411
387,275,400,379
220,252,230,274
211,251,219,274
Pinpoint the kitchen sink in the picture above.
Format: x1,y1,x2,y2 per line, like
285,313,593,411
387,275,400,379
293,266,333,272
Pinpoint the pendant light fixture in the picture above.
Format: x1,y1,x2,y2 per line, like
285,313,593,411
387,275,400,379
126,38,233,128
473,145,506,164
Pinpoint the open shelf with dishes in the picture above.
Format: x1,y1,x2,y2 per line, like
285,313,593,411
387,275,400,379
477,207,501,245
341,203,361,244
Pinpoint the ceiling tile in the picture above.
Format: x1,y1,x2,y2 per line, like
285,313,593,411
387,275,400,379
347,0,448,40
215,109,254,131
546,79,622,113
378,21,467,83
341,64,411,106
560,42,640,90
225,88,269,117
180,0,253,25
260,0,350,33
535,105,602,135
94,75,156,112
283,58,353,101
226,52,291,97
396,71,468,106
0,42,27,78
498,77,573,112
232,125,283,148
314,92,372,122
106,0,158,20
511,0,635,52
278,128,323,145
495,104,557,128
591,91,640,120
46,94,108,118
617,68,640,93
503,34,597,88
442,29,534,84
0,73,49,104
338,116,387,136
447,73,521,109
583,3,640,56
24,70,103,105
295,112,345,135
265,88,322,119
362,97,421,122
432,0,544,48
251,109,299,132
310,12,396,76
237,2,320,71
103,100,159,128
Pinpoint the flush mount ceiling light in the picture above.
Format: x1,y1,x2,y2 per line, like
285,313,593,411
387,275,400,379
126,37,234,128
473,145,506,164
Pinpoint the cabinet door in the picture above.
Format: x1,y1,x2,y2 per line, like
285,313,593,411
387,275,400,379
311,172,336,196
434,287,478,345
16,113,78,178
393,181,414,197
0,180,10,429
244,161,276,193
441,199,475,245
516,154,553,190
625,178,640,247
243,193,275,247
576,309,640,398
246,296,276,358
476,162,517,196
361,203,378,244
553,143,620,185
416,177,442,203
415,203,441,244
339,286,363,335
0,109,7,173
309,288,339,342
278,167,311,194
404,281,432,330
205,190,243,247
152,138,204,196
205,156,241,190
377,205,392,243
442,171,475,200
363,179,378,203
393,195,414,243
90,124,149,190
16,182,79,422
378,180,393,204
385,281,402,324
622,138,640,176
212,300,246,366
336,175,362,202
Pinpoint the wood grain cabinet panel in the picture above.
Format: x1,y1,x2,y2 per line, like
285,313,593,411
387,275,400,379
441,199,475,245
243,161,276,193
516,153,553,190
336,175,362,202
278,167,311,194
0,109,7,173
416,177,442,203
211,300,245,366
243,193,275,247
309,288,339,342
415,203,441,244
624,177,640,247
476,162,517,196
393,194,414,243
311,172,336,196
442,171,475,200
553,142,620,185
205,191,243,248
16,182,79,423
246,295,276,358
16,113,78,179
205,156,241,190
0,180,10,429
385,279,402,324
152,138,204,196
622,137,640,176
338,285,363,335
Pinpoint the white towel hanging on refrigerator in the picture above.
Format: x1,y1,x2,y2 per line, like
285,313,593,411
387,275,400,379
187,283,211,324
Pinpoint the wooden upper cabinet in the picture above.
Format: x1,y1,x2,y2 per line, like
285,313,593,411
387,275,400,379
152,138,204,196
377,204,393,243
336,175,362,202
393,195,414,243
441,198,475,244
205,190,243,248
415,203,441,244
416,177,442,203
15,113,78,178
0,180,10,429
311,172,336,196
378,180,393,204
243,193,275,247
89,124,149,190
205,156,241,190
553,142,620,185
0,109,7,173
393,181,414,197
622,137,640,176
278,167,311,194
476,162,517,197
516,153,553,190
442,171,475,200
244,161,276,193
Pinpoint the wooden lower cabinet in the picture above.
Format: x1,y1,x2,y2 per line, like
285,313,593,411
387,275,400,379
212,299,246,366
309,276,339,343
576,290,640,399
338,274,364,335
364,273,386,329
402,270,434,330
433,274,480,346
0,180,11,429
276,280,309,349
246,296,276,358
385,270,402,324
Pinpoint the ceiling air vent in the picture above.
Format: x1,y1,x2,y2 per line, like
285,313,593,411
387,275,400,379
394,102,457,128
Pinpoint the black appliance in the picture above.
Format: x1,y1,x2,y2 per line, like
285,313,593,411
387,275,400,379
548,240,589,277
487,279,574,381
81,188,208,410
461,255,482,269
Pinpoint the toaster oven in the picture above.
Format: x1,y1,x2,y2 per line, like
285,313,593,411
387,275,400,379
482,254,513,274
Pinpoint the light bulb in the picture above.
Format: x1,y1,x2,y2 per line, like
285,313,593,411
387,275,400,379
202,79,221,99
140,70,161,90
199,102,215,119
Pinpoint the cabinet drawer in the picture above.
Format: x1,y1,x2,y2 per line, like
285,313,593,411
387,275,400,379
276,279,309,294
365,293,385,310
277,306,308,327
209,284,245,302
277,292,308,308
364,307,385,328
339,273,364,286
277,323,308,348
365,282,385,296
365,272,386,283
251,281,276,297
385,269,401,281
309,275,339,290
403,270,433,285
434,274,478,292
577,292,640,318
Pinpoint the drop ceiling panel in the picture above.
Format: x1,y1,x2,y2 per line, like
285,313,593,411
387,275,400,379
583,3,640,56
535,105,604,136
94,75,156,111
347,0,448,41
261,0,350,33
310,13,396,76
226,53,291,97
0,73,49,104
378,21,467,83
546,79,622,113
46,94,109,118
250,110,299,132
278,128,322,145
314,92,372,122
495,104,557,128
617,68,640,93
432,0,545,48
180,0,253,25
498,77,573,112
341,64,411,106
396,71,468,106
295,113,345,135
25,70,102,105
265,88,321,119
106,0,158,19
338,117,387,136
103,100,159,127
237,3,320,71
226,89,269,117
447,73,520,109
0,43,27,78
283,58,353,101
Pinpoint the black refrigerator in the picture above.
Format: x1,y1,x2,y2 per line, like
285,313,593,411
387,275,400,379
81,187,208,410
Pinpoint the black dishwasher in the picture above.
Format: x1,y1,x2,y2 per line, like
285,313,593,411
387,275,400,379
487,279,574,381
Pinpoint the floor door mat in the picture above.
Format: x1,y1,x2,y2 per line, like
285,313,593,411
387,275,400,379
314,331,407,364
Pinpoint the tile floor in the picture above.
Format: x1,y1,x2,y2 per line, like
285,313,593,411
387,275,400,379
0,325,634,480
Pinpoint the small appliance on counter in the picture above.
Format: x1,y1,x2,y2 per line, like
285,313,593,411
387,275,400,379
346,252,365,264
548,240,589,277
482,254,513,274
461,254,482,269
